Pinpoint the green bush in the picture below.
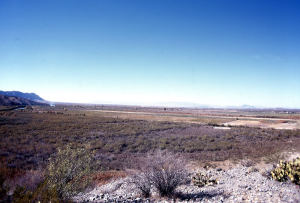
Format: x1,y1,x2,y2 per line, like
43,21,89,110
46,144,94,199
271,157,300,185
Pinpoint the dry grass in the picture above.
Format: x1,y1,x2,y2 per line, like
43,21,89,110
87,110,240,125
0,106,300,171
1,105,300,201
0,109,185,169
87,109,300,129
93,171,127,186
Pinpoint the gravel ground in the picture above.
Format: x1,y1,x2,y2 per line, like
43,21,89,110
74,164,300,203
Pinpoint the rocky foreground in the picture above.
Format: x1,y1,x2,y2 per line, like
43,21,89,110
74,163,300,203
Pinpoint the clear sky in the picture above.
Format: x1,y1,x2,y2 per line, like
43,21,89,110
1,0,300,108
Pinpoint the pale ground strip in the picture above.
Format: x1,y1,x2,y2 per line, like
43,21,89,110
89,110,300,130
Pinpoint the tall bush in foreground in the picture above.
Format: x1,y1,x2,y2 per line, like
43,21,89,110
132,151,188,197
46,145,93,199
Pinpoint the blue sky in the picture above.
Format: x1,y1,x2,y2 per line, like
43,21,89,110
0,0,300,108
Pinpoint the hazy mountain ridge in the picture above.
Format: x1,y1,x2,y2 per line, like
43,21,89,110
0,91,49,106
0,95,48,106
0,91,45,102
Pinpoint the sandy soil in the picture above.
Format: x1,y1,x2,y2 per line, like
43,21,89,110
89,110,300,130
224,120,299,130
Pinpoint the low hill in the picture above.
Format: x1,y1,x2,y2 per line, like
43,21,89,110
0,94,48,106
0,90,45,102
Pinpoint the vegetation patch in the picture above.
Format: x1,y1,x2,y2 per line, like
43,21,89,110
46,144,94,199
271,157,300,185
192,172,219,187
131,151,188,198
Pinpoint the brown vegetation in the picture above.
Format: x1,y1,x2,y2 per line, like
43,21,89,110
93,170,127,186
131,151,188,197
1,106,300,201
0,109,300,171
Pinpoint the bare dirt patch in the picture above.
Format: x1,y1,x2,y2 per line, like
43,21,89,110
225,119,299,130
89,110,300,130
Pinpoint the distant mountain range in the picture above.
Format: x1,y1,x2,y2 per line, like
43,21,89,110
0,90,296,110
148,102,257,109
0,91,48,106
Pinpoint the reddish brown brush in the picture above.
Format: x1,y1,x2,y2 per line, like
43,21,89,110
93,170,127,186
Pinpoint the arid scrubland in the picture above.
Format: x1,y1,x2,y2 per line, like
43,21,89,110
0,106,300,202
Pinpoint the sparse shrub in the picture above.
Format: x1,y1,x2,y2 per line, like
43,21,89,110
241,159,255,167
271,157,300,185
131,173,151,197
12,181,61,203
0,161,24,201
192,172,218,187
7,169,44,192
46,144,94,199
0,173,7,200
149,151,188,197
12,185,31,202
132,151,188,197
0,169,45,202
